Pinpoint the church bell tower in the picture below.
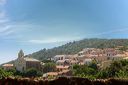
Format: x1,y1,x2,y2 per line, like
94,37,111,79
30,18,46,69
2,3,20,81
18,49,24,58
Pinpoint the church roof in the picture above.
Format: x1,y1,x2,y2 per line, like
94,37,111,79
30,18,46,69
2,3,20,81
24,58,40,62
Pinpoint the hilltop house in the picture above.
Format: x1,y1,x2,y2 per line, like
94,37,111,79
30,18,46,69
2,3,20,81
2,64,14,71
54,55,78,65
15,50,42,72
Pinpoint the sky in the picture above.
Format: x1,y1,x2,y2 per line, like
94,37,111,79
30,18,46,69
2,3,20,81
1,0,128,64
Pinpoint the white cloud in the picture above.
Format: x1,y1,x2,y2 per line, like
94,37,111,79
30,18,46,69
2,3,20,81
0,25,11,32
0,23,39,40
0,18,9,23
0,30,14,36
0,0,7,5
28,39,64,44
28,37,81,44
87,28,128,37
0,7,14,37
0,11,6,19
0,25,14,36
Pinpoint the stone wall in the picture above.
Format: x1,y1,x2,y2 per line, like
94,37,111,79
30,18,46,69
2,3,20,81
0,77,128,85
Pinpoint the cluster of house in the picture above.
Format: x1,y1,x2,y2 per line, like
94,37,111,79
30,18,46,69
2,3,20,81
2,50,71,77
44,47,128,77
53,48,127,64
2,47,128,77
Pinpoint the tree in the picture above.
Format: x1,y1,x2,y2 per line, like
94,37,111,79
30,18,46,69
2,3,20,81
96,70,109,79
72,64,97,79
72,59,128,79
115,70,128,78
43,62,56,73
42,60,55,63
88,60,98,70
0,68,13,79
108,60,122,77
24,68,42,77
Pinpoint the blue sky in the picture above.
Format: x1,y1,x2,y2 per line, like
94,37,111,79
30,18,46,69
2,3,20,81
0,0,128,64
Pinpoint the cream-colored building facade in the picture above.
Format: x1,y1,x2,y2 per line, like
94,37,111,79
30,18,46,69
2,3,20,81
15,50,42,72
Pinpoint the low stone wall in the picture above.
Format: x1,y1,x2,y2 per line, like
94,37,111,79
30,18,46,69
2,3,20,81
0,77,128,85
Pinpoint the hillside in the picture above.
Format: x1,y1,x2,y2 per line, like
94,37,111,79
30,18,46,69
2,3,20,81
27,38,128,60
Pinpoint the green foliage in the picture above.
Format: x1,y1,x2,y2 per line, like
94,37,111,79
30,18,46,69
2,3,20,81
43,62,56,73
72,63,98,80
115,70,128,78
88,60,98,70
96,70,109,79
0,68,13,79
42,60,55,63
72,59,128,79
23,68,42,77
5,69,23,77
107,60,123,77
0,68,43,78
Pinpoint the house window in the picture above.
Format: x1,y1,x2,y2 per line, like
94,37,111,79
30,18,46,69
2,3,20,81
61,57,63,60
22,67,24,71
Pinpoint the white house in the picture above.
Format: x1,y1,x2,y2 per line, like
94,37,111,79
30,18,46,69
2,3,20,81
83,58,92,65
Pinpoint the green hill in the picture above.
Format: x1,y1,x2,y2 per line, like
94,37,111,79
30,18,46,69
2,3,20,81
27,38,128,60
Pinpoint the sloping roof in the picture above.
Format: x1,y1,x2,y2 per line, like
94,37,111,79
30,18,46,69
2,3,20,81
113,54,125,57
56,60,66,63
46,70,70,76
84,59,92,62
54,55,66,58
24,58,40,62
123,57,128,60
59,70,70,74
71,60,78,63
3,64,14,67
56,65,70,69
46,72,58,76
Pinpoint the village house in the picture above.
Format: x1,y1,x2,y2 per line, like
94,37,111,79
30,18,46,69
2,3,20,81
109,54,125,61
54,55,78,66
56,60,70,66
53,55,66,62
77,48,127,64
51,47,128,75
45,70,71,78
15,50,42,72
103,48,118,57
83,58,92,65
43,65,71,78
2,64,14,71
56,65,70,72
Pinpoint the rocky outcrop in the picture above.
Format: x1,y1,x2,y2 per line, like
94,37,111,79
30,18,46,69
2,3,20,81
0,77,128,85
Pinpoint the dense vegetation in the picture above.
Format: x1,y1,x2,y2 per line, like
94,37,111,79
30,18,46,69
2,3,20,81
0,68,13,79
72,59,128,79
1,59,128,79
0,68,43,79
43,62,56,73
23,68,42,77
28,39,128,60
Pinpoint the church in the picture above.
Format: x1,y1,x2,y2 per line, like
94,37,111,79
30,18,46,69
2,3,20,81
15,50,42,72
